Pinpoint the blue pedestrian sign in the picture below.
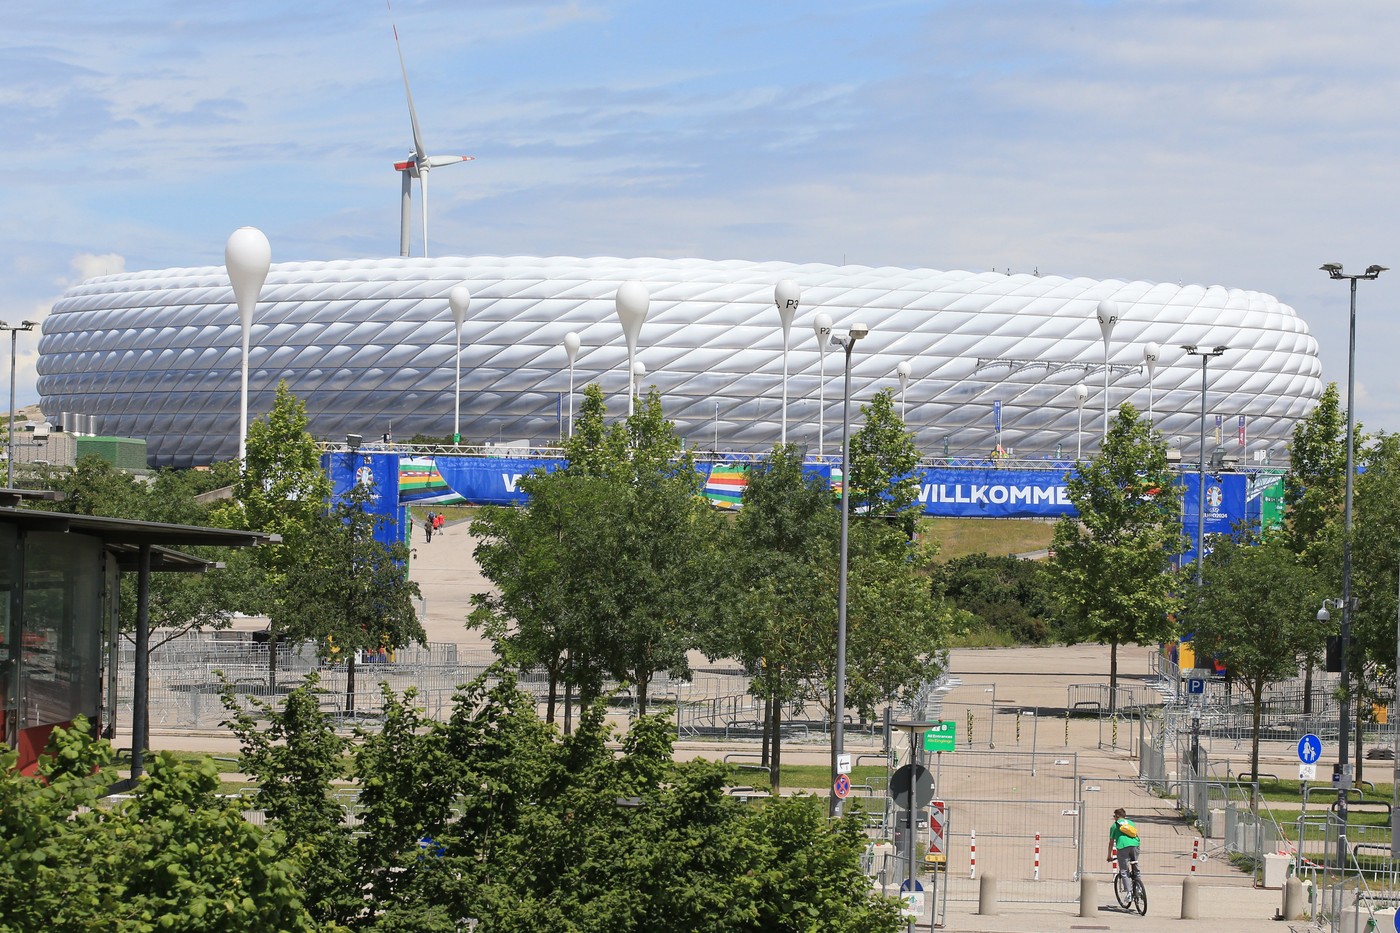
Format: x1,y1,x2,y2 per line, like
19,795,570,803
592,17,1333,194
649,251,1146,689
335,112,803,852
1298,734,1323,764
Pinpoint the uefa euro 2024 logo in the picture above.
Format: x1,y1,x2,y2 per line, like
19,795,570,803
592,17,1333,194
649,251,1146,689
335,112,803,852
1206,485,1223,511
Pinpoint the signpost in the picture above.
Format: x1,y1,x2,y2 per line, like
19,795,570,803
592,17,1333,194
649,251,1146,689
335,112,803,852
924,799,948,867
833,774,851,799
891,764,934,811
923,721,956,753
899,879,925,918
889,719,950,930
1298,734,1322,783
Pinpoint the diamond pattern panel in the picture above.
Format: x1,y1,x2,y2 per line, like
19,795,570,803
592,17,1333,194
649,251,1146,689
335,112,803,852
37,256,1322,468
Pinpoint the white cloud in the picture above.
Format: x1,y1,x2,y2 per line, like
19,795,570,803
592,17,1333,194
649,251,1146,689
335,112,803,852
66,252,126,287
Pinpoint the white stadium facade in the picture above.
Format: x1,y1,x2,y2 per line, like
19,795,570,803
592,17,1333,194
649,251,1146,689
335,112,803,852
37,255,1322,469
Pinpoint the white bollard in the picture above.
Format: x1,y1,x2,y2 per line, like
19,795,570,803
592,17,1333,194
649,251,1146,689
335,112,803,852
1181,876,1199,919
1079,876,1097,918
978,874,999,916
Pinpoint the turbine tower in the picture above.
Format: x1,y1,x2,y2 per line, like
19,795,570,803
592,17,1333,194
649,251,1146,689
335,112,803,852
389,3,473,257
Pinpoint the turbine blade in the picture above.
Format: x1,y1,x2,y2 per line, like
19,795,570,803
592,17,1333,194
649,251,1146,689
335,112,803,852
388,1,429,168
425,154,474,168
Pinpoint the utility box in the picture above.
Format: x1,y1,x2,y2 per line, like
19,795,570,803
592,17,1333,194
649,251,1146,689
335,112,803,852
1262,852,1290,889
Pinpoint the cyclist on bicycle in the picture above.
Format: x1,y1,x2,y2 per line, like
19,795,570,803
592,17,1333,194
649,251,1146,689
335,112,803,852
1108,807,1140,880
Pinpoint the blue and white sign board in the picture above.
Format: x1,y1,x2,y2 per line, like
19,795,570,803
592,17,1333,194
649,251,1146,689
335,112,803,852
899,880,925,918
1187,678,1205,695
1298,734,1323,764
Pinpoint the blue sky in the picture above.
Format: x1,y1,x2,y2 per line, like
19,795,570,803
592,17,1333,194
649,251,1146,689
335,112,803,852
4,1,1400,432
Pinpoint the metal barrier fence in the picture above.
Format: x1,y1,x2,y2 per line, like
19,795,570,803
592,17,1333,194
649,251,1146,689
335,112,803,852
121,632,769,733
1066,682,1165,716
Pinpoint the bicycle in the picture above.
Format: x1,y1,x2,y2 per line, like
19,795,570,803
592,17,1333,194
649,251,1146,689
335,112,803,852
1113,862,1147,915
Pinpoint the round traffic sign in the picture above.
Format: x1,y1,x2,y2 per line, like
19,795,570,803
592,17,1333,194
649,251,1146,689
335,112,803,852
1298,734,1322,765
890,763,933,810
834,773,852,799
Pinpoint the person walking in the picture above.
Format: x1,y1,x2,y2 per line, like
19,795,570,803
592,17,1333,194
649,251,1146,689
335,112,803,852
425,511,435,543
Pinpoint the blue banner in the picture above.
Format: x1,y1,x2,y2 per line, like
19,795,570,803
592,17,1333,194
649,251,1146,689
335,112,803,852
916,468,1074,518
432,456,564,505
343,455,1276,568
323,451,407,548
1178,472,1252,566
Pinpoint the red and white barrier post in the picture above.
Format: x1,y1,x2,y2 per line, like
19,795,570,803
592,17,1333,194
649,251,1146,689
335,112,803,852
1033,832,1041,881
970,830,977,879
1191,837,1199,872
1110,844,1118,873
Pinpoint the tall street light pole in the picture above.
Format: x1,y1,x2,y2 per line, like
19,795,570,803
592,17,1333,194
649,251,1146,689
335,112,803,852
564,332,581,437
1320,261,1387,857
1096,300,1119,439
829,321,869,817
1182,345,1228,586
2,321,37,489
775,280,800,445
615,281,649,417
449,286,470,445
813,313,832,456
224,227,271,466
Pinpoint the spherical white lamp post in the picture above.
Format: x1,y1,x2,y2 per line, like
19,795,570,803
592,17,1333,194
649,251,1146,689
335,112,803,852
564,331,581,437
813,312,833,457
224,226,271,465
1074,382,1089,460
449,286,471,445
1096,300,1119,439
774,279,800,445
615,281,650,416
1142,341,1160,427
896,360,912,421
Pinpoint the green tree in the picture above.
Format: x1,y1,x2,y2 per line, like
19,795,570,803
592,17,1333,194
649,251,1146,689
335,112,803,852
221,674,357,922
1324,431,1400,781
839,523,950,719
471,469,611,724
278,477,424,712
474,386,721,718
1284,382,1348,560
723,443,839,792
849,386,921,528
38,454,150,517
212,382,333,684
1045,403,1184,709
0,720,315,932
1185,529,1323,780
1282,382,1351,715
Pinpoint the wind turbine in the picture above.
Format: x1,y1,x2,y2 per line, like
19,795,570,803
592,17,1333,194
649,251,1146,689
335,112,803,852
389,4,473,258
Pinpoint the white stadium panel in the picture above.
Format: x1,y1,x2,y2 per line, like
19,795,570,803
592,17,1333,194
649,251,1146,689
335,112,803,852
37,256,1322,468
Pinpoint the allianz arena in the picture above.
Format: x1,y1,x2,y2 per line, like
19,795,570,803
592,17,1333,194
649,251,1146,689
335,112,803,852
37,256,1322,468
